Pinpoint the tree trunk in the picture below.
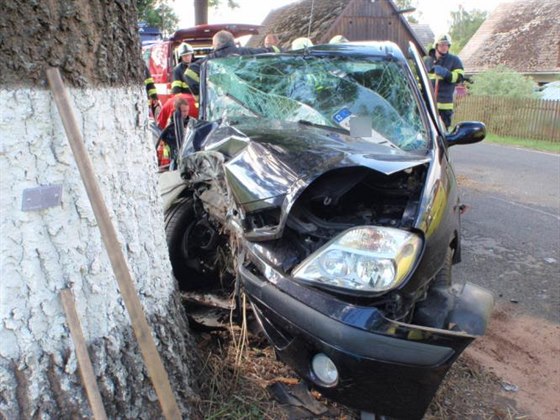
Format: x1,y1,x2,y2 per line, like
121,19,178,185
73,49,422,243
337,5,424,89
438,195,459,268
0,1,198,417
194,0,209,25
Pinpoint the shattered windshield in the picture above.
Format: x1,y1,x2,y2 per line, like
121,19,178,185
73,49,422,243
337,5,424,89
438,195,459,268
205,54,429,151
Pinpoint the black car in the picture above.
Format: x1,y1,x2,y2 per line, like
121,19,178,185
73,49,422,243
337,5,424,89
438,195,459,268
159,41,493,419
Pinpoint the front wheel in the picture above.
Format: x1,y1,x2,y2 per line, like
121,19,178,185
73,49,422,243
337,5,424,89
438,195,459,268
165,198,224,290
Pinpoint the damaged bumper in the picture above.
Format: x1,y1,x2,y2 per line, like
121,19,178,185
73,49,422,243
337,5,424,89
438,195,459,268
241,265,493,419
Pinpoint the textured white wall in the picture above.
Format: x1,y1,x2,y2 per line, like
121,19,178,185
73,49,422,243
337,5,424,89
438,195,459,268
0,86,174,371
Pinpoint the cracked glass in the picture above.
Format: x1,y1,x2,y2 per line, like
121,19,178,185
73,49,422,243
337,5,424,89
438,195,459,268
205,54,429,151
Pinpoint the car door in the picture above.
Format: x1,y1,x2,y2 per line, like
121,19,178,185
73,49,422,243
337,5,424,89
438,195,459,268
407,42,446,137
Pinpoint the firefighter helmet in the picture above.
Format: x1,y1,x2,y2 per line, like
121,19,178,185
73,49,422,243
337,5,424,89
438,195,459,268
177,42,194,56
434,34,452,48
329,35,349,44
291,37,313,50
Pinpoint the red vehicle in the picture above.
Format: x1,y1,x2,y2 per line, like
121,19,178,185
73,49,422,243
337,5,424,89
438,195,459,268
142,23,262,107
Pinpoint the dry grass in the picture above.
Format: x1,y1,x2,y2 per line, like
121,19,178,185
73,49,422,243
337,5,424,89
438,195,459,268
188,302,529,420
189,297,357,419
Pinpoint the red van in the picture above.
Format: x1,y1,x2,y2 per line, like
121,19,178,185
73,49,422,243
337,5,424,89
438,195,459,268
142,23,262,107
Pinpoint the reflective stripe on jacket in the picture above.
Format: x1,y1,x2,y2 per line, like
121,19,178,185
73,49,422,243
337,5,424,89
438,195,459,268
172,62,191,95
425,52,464,110
144,64,158,100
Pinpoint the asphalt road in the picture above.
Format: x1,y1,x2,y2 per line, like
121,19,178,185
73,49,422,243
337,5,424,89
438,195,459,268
449,142,560,322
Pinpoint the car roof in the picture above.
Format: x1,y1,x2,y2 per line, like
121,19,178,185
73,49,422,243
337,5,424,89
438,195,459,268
299,41,407,62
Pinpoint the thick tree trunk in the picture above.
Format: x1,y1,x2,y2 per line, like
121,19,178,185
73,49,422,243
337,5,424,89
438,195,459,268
194,0,209,25
0,1,198,417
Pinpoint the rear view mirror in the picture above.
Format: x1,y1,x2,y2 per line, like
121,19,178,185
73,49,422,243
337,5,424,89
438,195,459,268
446,121,486,147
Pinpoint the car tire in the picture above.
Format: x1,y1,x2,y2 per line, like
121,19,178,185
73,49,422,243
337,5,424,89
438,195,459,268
165,197,220,290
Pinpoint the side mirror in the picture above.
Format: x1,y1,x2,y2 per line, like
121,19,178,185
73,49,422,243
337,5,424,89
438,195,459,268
446,121,486,147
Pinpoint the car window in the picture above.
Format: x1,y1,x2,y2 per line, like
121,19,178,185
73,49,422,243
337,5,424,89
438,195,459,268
205,55,429,151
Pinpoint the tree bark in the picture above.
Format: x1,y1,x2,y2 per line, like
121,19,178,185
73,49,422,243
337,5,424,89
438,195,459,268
194,0,209,25
0,1,199,417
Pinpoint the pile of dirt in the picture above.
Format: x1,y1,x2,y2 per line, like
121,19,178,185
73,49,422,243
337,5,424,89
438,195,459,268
189,303,559,419
464,304,560,419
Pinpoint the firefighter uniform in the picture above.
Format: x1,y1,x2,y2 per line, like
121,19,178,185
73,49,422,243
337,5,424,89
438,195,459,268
144,64,158,101
424,34,464,129
171,61,192,95
184,39,270,97
172,43,195,95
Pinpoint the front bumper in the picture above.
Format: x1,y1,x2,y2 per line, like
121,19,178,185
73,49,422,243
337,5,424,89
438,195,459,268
240,265,493,419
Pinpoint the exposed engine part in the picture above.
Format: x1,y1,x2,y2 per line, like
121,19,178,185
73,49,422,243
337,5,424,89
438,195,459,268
282,166,426,261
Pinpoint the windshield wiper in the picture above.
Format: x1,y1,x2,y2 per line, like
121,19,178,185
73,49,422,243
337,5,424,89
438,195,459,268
298,120,349,134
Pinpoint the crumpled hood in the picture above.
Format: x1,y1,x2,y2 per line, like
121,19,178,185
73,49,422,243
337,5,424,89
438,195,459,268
200,119,431,206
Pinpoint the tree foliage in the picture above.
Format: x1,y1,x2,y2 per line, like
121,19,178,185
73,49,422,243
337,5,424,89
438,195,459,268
193,0,239,25
469,65,538,98
137,0,179,34
209,0,239,8
448,6,487,54
394,0,419,24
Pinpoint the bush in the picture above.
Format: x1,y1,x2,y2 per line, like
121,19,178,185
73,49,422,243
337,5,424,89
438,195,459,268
469,65,537,98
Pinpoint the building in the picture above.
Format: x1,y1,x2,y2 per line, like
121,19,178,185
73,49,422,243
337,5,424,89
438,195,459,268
459,0,560,84
246,0,428,55
410,23,434,52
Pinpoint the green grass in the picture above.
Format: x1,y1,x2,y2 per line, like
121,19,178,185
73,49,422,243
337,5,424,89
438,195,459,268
484,134,560,153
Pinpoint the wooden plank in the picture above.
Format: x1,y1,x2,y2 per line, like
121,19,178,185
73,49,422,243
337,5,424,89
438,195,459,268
496,96,505,136
60,289,108,420
529,97,539,140
519,97,528,139
46,68,181,420
546,100,556,141
552,100,560,141
456,95,559,142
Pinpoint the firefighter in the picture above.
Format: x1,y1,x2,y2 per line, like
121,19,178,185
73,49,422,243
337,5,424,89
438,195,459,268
157,96,191,170
157,93,196,130
172,42,195,95
184,30,272,97
264,34,282,52
291,37,313,50
424,34,464,130
144,63,160,117
329,35,349,44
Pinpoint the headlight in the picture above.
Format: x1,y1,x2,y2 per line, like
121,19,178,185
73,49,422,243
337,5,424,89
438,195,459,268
292,226,422,293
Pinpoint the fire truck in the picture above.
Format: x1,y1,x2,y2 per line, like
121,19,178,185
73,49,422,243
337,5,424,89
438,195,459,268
142,23,262,106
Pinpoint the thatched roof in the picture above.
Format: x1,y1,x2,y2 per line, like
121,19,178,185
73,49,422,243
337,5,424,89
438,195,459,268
410,24,434,51
459,0,560,74
246,0,349,49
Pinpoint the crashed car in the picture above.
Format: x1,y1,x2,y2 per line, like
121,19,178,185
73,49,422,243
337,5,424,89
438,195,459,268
159,41,493,418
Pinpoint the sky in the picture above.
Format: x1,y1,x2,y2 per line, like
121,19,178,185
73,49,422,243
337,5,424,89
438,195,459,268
172,0,507,38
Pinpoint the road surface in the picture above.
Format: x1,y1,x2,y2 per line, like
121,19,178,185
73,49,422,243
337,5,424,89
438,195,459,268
450,142,560,322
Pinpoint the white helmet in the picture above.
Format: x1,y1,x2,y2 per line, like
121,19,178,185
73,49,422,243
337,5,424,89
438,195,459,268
177,42,194,56
329,35,349,44
434,34,452,48
291,37,313,50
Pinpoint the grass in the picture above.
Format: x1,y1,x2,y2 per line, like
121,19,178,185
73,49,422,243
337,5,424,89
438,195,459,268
190,324,527,420
484,134,560,153
189,301,359,419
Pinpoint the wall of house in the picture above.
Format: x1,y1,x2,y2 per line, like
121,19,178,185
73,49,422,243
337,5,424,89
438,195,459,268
326,0,424,55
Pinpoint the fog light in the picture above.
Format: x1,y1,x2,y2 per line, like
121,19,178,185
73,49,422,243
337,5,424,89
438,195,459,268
311,353,338,386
